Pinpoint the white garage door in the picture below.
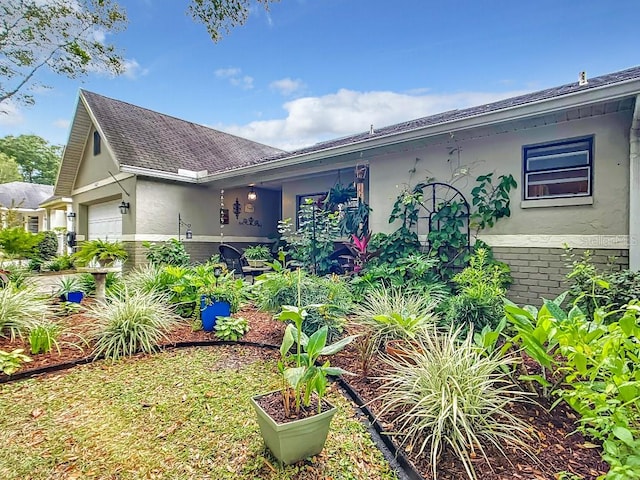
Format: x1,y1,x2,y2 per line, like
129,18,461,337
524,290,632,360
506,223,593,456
88,201,122,241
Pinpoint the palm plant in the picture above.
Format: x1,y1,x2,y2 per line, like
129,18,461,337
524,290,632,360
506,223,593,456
0,285,52,340
90,290,181,361
377,327,531,480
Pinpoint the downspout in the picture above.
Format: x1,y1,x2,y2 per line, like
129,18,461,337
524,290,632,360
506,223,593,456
630,95,640,270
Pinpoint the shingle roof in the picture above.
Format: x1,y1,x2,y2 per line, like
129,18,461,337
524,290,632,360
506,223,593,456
81,90,284,175
265,65,640,161
0,182,54,209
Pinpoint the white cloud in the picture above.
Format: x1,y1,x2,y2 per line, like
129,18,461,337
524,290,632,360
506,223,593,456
0,100,25,127
121,59,149,79
216,88,530,151
215,67,254,89
231,75,254,90
270,77,306,96
53,119,70,129
215,67,241,78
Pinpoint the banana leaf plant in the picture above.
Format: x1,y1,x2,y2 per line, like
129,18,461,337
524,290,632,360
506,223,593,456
276,304,357,415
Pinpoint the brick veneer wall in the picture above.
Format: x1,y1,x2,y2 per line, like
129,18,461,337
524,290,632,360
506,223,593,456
122,241,271,271
122,241,219,269
491,247,629,306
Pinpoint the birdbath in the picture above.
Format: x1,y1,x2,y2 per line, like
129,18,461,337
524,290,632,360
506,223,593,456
77,266,120,303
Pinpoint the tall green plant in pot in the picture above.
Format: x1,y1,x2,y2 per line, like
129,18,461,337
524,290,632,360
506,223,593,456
250,271,357,464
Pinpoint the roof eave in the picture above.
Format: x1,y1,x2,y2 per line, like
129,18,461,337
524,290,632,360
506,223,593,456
119,165,199,183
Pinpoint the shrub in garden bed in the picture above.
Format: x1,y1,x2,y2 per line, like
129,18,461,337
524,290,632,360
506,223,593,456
252,265,352,341
143,238,191,267
0,285,52,340
565,248,640,318
90,290,181,361
377,326,532,480
130,263,244,318
443,247,506,334
44,254,74,272
505,294,640,479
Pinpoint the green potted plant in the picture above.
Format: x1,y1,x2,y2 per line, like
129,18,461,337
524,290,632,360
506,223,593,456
250,275,357,464
199,285,240,332
55,276,84,303
72,239,128,268
243,244,271,268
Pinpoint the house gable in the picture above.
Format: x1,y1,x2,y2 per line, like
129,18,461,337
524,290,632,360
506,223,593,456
73,126,120,190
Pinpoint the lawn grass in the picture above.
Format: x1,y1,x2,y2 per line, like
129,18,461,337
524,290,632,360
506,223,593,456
0,346,396,479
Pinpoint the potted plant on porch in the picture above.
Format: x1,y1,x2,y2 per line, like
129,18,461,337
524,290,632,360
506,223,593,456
250,287,357,464
243,244,271,268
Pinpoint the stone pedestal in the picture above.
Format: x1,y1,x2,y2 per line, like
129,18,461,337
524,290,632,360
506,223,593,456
77,267,120,303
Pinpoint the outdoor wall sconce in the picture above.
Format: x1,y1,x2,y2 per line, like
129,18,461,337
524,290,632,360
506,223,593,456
178,213,193,240
119,201,130,214
247,185,257,201
233,198,242,219
66,211,76,220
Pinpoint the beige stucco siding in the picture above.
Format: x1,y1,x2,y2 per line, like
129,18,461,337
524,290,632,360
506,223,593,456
72,176,137,238
74,130,120,189
134,179,280,239
369,110,632,237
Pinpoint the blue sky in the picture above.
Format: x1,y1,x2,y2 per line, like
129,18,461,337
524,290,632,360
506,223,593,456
1,0,638,151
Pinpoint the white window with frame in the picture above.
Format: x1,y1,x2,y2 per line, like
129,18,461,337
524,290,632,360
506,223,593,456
523,136,593,200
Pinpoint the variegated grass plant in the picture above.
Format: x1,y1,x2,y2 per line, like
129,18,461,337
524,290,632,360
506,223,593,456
376,326,532,480
122,264,166,295
350,286,438,352
90,290,181,361
0,284,52,340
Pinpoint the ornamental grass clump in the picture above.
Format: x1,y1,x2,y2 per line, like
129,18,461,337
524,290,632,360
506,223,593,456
91,290,181,361
377,326,531,480
0,285,52,340
351,286,438,347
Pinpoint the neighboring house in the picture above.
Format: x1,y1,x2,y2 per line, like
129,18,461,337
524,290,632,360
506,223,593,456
55,65,640,304
0,181,67,234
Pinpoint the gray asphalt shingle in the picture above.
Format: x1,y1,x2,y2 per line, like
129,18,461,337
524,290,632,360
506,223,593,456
81,90,284,175
0,182,54,209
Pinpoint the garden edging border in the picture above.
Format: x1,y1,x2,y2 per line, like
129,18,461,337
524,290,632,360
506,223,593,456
0,340,424,480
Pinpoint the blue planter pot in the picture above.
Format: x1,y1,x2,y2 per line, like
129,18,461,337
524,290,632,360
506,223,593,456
66,291,84,303
200,295,231,331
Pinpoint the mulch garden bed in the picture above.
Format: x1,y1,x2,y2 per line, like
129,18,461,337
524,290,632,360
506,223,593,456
0,304,609,480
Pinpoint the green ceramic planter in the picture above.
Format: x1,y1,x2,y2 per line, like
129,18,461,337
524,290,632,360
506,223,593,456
250,391,337,464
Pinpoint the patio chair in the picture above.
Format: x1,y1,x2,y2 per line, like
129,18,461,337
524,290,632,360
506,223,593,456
219,244,249,278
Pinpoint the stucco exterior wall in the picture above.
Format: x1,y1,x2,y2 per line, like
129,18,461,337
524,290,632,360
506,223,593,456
369,110,632,240
134,179,280,241
72,176,137,238
74,130,120,189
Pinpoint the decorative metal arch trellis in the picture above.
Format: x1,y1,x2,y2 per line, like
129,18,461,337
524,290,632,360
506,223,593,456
415,182,471,270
